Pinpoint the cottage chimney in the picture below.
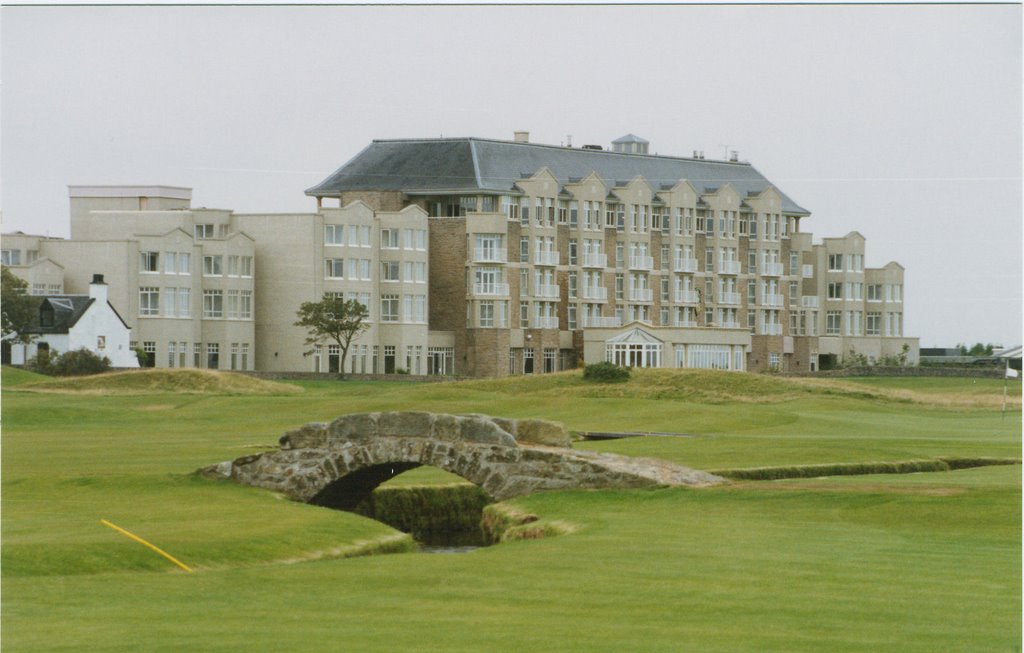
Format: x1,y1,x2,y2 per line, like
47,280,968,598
89,273,108,304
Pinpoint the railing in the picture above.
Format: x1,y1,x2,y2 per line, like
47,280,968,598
673,257,698,273
719,291,741,305
628,255,654,271
670,319,698,328
801,296,819,308
582,316,622,328
535,283,560,298
532,316,559,329
762,324,783,335
535,251,560,266
718,260,742,275
472,282,509,296
582,253,607,268
675,289,699,304
763,293,785,307
629,287,653,302
761,262,784,276
720,320,740,329
473,248,506,263
581,286,608,301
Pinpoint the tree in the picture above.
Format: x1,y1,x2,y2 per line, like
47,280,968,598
294,294,370,377
1,266,40,345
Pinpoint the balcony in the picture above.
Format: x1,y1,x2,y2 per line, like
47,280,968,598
673,257,698,273
628,255,654,271
675,289,699,304
532,316,559,330
628,287,653,302
581,286,608,301
670,319,698,328
535,283,560,299
718,260,742,275
582,316,622,328
763,293,785,307
582,253,607,268
472,282,509,296
719,291,741,305
473,248,506,263
762,324,783,335
801,296,819,308
535,251,560,266
761,262,784,276
721,320,740,329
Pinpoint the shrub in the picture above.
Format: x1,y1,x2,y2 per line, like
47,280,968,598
28,348,112,377
582,361,630,383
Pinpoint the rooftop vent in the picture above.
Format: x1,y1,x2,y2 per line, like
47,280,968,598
693,150,705,160
729,150,739,162
513,131,530,143
582,144,603,151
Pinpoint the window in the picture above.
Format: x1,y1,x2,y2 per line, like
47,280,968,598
404,229,427,250
867,284,883,301
380,294,399,322
615,243,624,267
203,255,223,276
768,352,780,371
325,224,344,245
568,271,578,299
350,259,371,280
195,224,215,240
140,251,159,273
866,312,881,335
1,249,20,265
827,282,843,299
207,343,219,369
404,294,426,323
569,239,578,266
325,258,344,279
178,288,191,317
404,261,426,283
615,274,624,300
178,252,191,274
381,261,400,282
479,301,494,327
520,237,530,263
789,253,800,276
569,201,578,227
520,301,529,328
139,287,160,316
226,290,240,319
826,311,842,335
164,252,178,274
240,256,253,277
747,280,757,303
381,229,400,249
203,290,223,318
828,254,843,271
163,288,178,317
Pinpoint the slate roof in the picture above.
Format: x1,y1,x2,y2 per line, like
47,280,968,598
25,296,95,334
305,137,810,215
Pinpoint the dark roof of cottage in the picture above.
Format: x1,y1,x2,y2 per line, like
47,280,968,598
25,296,94,334
305,137,810,216
612,133,650,144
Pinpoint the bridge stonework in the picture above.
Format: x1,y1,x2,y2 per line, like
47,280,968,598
201,412,726,509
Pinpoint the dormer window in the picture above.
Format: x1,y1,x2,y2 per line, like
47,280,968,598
39,304,55,327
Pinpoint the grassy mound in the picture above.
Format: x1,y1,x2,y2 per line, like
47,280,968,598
0,365,51,387
11,368,303,396
455,368,1019,409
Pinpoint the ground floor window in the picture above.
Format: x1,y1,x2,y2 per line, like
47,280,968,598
429,347,454,376
607,342,661,368
328,344,341,373
384,345,396,374
207,343,219,369
143,341,156,368
678,344,732,370
524,348,535,374
544,348,557,373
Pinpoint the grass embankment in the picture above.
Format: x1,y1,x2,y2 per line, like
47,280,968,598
11,367,302,395
1,366,1020,651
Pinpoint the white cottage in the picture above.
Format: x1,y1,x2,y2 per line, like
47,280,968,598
11,274,139,367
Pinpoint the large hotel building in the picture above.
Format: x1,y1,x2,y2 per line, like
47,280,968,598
2,132,917,375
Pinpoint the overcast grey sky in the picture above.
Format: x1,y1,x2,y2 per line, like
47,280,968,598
1,4,1020,348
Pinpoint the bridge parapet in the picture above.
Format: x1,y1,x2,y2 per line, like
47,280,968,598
200,412,725,507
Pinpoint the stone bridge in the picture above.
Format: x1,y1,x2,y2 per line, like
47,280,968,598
200,412,726,510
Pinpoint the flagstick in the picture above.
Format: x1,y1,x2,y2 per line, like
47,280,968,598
1003,360,1008,419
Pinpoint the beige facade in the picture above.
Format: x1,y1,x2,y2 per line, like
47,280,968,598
2,134,918,376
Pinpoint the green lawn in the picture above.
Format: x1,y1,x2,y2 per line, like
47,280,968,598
2,368,1020,651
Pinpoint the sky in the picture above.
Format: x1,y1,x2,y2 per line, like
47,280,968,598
1,4,1021,348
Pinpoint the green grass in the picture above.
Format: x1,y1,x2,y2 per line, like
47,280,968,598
1,366,1020,651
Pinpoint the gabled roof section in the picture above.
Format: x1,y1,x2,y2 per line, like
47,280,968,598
26,296,94,334
612,134,650,145
306,137,810,215
606,327,664,344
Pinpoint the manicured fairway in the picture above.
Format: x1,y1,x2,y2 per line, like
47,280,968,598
2,368,1020,651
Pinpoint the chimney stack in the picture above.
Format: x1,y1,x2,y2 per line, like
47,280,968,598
514,131,530,143
89,273,108,304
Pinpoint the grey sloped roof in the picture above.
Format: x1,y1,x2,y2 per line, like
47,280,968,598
612,133,649,144
306,138,810,215
25,296,94,334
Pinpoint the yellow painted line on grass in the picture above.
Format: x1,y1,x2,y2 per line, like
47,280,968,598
100,519,193,572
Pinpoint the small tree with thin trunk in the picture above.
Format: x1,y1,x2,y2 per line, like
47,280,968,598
1,266,40,346
294,294,370,378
